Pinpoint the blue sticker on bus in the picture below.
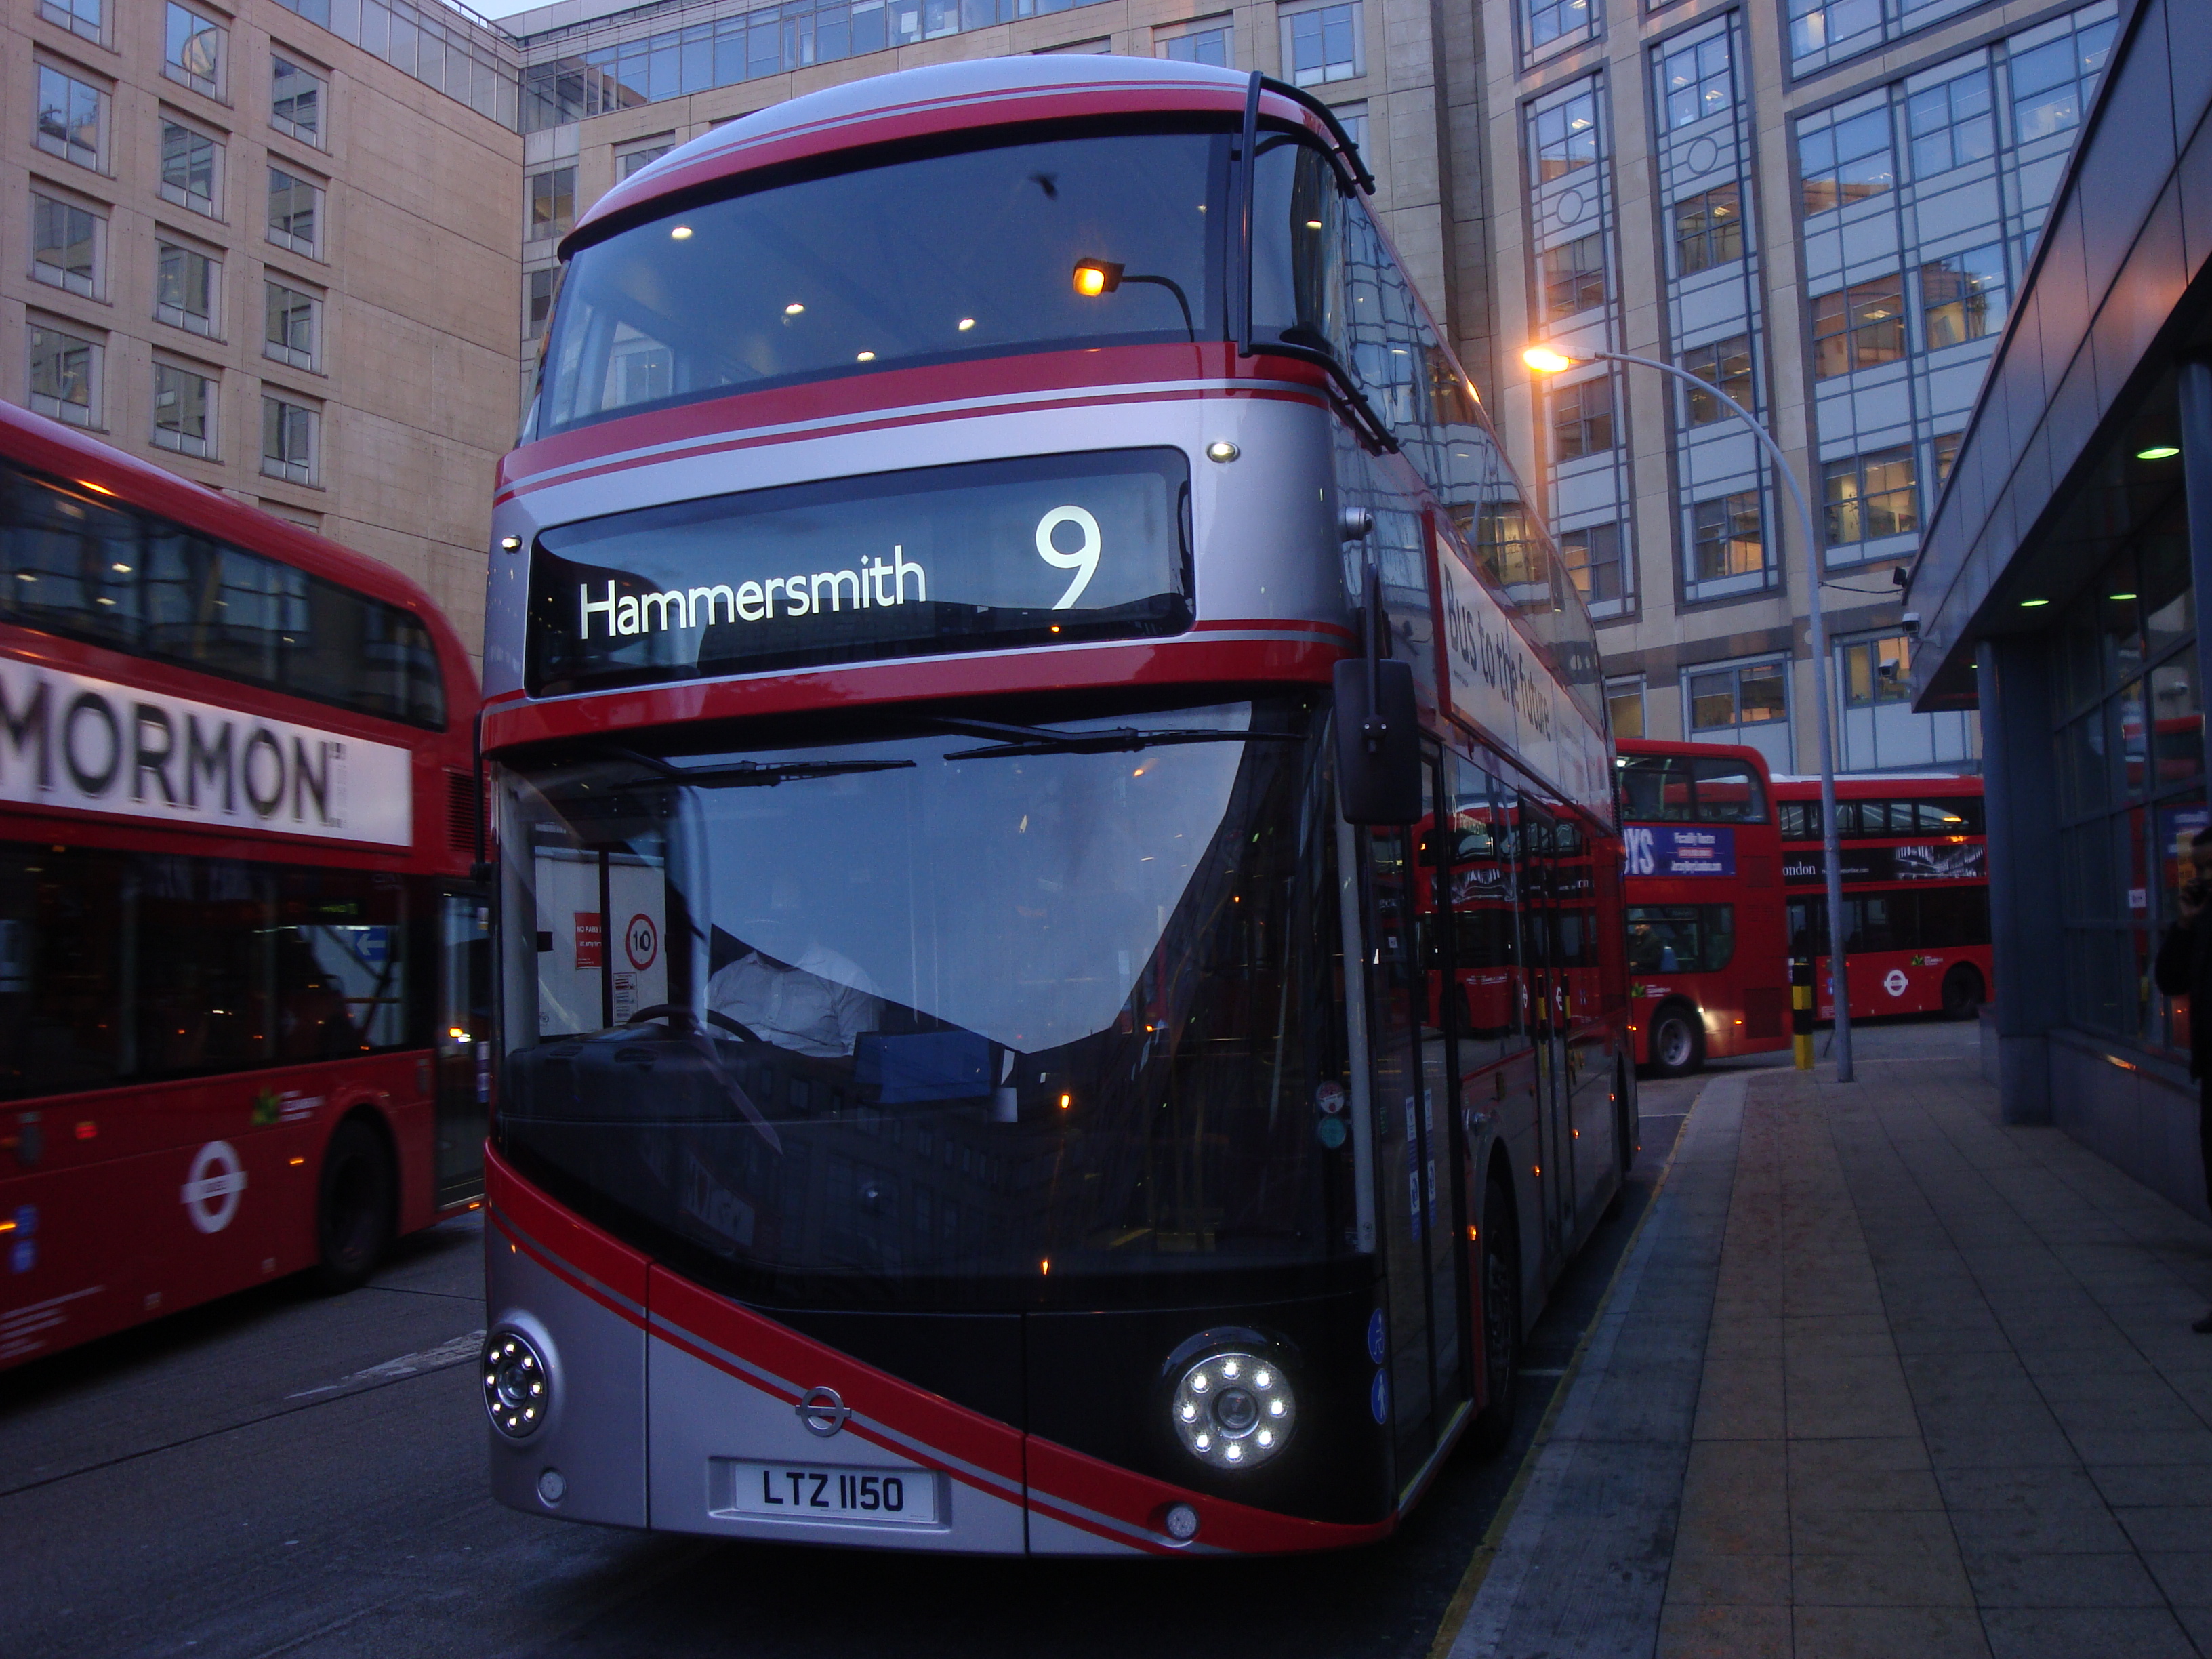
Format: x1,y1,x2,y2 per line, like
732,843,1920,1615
1370,1369,1390,1425
1624,824,1735,878
1367,1309,1386,1365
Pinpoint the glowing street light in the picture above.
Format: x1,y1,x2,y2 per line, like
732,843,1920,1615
1525,340,1857,1082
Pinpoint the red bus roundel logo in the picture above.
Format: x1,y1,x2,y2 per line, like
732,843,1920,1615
624,913,659,971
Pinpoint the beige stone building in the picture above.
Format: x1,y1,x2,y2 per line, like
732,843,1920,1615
3,0,522,651
1478,0,2114,775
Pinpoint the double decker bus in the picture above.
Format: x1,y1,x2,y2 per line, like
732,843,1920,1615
0,402,489,1368
479,56,1629,1556
1774,773,1990,1021
1614,740,1790,1076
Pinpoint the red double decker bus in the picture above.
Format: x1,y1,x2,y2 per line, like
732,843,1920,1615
1774,773,1990,1021
0,401,488,1369
478,58,1629,1556
1614,740,1790,1076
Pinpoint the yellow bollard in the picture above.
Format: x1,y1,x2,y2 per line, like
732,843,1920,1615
1791,956,1814,1069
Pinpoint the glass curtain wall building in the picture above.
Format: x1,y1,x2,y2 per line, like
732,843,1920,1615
1481,0,2119,777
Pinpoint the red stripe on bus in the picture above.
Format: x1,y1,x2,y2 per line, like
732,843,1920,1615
1024,1435,1396,1555
497,344,1329,497
482,636,1342,752
486,1147,653,1311
647,1267,1027,1492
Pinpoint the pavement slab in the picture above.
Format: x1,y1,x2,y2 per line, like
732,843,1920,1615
1443,1027,2212,1658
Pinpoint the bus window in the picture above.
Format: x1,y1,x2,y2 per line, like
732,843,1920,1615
1617,752,1694,821
1779,800,1818,841
1919,886,1992,949
1689,756,1766,823
1624,905,1734,973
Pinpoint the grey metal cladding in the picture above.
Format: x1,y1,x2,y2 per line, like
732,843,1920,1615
485,1234,649,1527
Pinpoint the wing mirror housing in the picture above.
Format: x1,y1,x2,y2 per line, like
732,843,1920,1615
1334,657,1422,824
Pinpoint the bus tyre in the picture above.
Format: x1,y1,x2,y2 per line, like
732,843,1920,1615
1941,963,1986,1022
316,1118,395,1293
1648,1004,1704,1078
1468,1174,1521,1459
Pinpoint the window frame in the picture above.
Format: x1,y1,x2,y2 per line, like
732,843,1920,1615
38,0,104,45
260,393,319,485
527,164,577,244
155,238,222,338
263,277,321,371
1559,520,1626,608
1155,20,1233,66
1672,182,1743,276
162,1,225,99
1532,89,1599,182
1688,489,1767,586
152,359,217,457
1822,445,1919,552
30,190,103,299
267,164,325,258
270,54,327,148
1687,656,1790,741
1797,104,1895,217
1550,372,1614,464
1904,65,1994,182
1540,232,1606,322
27,320,101,428
1279,1,1364,89
1840,632,1914,708
1679,333,1753,426
159,117,222,217
35,62,106,172
1919,244,2007,352
1810,274,1907,380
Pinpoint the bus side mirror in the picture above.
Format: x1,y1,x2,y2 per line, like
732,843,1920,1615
1335,658,1422,824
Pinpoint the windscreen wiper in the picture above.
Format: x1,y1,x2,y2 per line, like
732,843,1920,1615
589,743,914,787
922,716,1305,760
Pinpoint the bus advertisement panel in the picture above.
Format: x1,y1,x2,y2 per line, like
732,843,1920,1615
1774,773,1991,1022
1614,741,1790,1076
476,58,1629,1557
0,401,488,1369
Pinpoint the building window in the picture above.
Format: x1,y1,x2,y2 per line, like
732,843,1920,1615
1690,491,1763,582
526,267,557,338
1332,103,1369,158
1158,24,1231,66
1282,3,1363,89
1533,91,1598,181
155,242,218,337
163,3,223,97
268,167,322,255
30,195,99,298
1787,0,1880,65
1527,0,1590,52
152,362,214,456
1932,430,1963,485
264,281,319,369
36,66,103,170
272,57,325,145
261,395,317,484
1842,634,1913,707
28,323,98,428
1905,67,1993,180
1798,108,1893,216
160,123,220,216
1552,375,1613,462
1921,245,2007,350
1689,659,1788,738
1559,522,1624,605
1681,335,1753,426
528,165,575,243
1811,275,1906,379
1659,34,1732,131
1607,677,1645,739
2010,14,2118,144
1823,446,1919,548
39,0,103,44
617,145,671,180
1541,234,1605,321
1673,184,1743,276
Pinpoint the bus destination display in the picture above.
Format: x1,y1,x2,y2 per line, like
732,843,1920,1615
527,449,1190,695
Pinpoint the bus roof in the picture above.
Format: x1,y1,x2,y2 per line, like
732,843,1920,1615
0,398,458,634
569,58,1349,253
1769,773,1983,794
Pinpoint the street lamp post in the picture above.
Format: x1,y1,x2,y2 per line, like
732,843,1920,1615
1525,344,1854,1083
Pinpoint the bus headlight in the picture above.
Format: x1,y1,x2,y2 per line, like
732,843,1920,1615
1171,1351,1294,1470
483,1328,550,1439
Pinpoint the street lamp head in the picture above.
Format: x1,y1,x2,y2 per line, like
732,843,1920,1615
1522,346,1576,374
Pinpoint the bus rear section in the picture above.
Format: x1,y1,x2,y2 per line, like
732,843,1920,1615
1776,775,1992,1022
1615,741,1791,1076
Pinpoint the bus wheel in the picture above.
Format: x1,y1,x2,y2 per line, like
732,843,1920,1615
1649,1005,1704,1078
1941,964,1986,1022
1468,1174,1521,1458
316,1118,395,1293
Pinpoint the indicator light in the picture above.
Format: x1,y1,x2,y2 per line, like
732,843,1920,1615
483,1329,552,1439
499,535,521,552
289,1155,305,1166
1170,1349,1296,1471
1206,441,1240,463
1072,258,1122,297
784,302,805,315
1306,219,1323,229
856,350,875,362
2020,598,2049,608
958,316,977,331
2110,592,2137,601
670,226,693,240
2138,445,2180,460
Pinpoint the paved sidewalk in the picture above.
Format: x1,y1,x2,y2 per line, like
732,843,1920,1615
1446,1041,2212,1659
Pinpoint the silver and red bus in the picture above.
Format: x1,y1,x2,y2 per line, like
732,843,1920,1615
1616,739,1791,1076
0,401,488,1369
478,57,1628,1556
1776,772,1991,1021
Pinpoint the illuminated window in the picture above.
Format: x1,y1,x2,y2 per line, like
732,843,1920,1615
1606,677,1645,739
1533,91,1599,180
1527,0,1590,52
1680,334,1752,426
1658,34,1732,131
2009,14,2117,144
1921,245,2007,350
1811,275,1906,379
1551,375,1613,462
1690,491,1763,581
1842,635,1913,707
1798,108,1893,216
1560,523,1624,605
529,165,576,242
1823,447,1919,548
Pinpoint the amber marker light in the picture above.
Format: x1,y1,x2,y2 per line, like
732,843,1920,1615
1073,258,1124,298
1522,346,1575,374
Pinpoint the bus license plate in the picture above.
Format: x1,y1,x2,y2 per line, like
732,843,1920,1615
727,1462,938,1525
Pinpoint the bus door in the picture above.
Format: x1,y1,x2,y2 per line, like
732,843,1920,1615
1517,800,1574,1259
1359,751,1472,1492
434,892,491,1204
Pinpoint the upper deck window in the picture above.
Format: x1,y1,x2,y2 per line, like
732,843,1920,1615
533,127,1229,439
0,459,445,728
1618,752,1768,825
